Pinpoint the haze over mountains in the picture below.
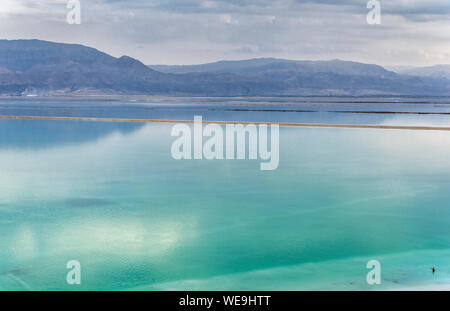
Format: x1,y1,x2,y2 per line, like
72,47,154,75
0,39,449,96
389,65,450,80
150,58,394,76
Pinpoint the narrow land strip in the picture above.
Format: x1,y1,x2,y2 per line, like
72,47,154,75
1,115,450,131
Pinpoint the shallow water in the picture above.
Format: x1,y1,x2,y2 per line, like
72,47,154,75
1,96,450,126
0,115,449,290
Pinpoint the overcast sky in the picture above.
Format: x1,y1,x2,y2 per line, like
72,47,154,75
0,0,449,66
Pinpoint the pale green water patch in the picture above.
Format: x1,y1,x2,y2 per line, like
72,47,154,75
0,119,449,290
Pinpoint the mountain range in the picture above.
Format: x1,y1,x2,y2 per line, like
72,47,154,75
388,65,450,80
0,39,448,96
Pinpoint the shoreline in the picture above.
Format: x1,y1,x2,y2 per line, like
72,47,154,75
1,115,450,131
391,284,450,291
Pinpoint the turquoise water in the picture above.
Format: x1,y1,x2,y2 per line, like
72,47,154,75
0,118,449,290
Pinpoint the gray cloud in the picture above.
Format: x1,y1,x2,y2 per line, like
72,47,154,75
0,0,448,66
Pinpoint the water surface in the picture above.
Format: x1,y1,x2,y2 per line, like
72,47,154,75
0,116,449,290
1,96,450,126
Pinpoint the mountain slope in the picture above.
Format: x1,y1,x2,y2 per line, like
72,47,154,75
0,39,448,96
150,58,450,96
0,39,167,94
391,65,450,80
149,58,395,77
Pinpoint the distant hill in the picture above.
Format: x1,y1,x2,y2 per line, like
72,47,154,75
0,39,167,95
0,39,449,96
149,58,450,96
390,64,450,80
149,58,395,77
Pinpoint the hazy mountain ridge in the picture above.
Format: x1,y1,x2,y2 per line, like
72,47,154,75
0,39,169,95
149,58,395,77
389,64,450,80
0,39,449,96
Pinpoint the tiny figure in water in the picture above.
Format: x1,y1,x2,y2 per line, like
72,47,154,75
431,267,436,275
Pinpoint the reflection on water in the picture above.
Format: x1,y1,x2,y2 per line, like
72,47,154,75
1,96,450,126
0,118,450,290
0,119,144,149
